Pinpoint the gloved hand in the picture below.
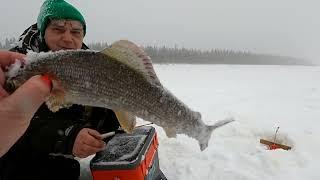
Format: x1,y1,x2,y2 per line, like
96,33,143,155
0,50,51,157
72,128,106,158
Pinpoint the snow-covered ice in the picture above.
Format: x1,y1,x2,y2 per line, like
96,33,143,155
79,64,320,180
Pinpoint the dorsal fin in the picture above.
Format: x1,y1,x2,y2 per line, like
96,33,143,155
100,40,161,85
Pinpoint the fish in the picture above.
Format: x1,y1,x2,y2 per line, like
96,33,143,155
5,40,234,151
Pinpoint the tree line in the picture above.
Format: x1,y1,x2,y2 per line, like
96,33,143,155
0,37,17,50
87,42,310,65
1,38,311,65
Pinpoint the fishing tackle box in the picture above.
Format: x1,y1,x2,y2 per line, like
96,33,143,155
90,126,166,180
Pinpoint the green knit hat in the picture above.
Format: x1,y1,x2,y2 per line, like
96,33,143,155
37,0,86,37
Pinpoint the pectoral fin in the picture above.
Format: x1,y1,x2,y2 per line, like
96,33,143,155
114,111,136,133
43,75,72,112
45,89,71,112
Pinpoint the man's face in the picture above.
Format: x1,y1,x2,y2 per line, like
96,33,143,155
44,19,84,51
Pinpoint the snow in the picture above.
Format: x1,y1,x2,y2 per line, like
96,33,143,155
79,64,320,180
93,134,147,163
5,60,22,79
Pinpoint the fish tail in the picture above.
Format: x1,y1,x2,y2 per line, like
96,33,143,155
199,118,235,151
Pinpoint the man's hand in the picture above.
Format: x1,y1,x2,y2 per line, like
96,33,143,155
72,128,106,158
0,51,51,157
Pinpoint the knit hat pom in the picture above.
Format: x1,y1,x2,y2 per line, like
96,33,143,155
37,0,86,37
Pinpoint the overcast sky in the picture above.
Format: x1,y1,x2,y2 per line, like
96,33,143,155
0,0,319,62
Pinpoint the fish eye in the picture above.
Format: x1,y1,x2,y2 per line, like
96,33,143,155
4,80,17,93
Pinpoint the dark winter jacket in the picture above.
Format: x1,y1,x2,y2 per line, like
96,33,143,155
0,23,120,180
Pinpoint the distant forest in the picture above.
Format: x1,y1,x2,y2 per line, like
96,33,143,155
0,37,16,50
1,37,311,65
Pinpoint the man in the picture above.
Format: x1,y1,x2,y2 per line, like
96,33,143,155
0,0,121,179
0,51,51,157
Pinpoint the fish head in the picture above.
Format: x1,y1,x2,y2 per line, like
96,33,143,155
4,69,43,94
5,67,59,93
